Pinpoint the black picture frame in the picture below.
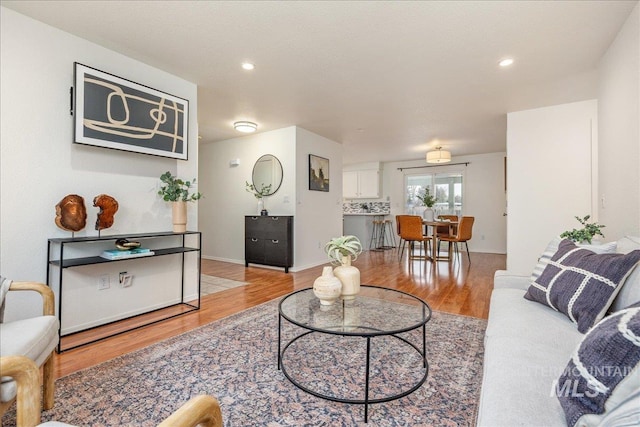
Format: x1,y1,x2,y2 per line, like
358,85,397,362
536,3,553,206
309,154,329,192
73,63,189,160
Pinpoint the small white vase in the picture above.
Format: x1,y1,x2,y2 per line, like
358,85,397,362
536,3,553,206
423,208,435,222
257,198,264,215
334,255,361,300
172,201,187,232
313,266,342,305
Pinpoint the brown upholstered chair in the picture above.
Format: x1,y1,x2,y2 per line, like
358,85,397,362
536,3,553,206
398,215,432,261
395,215,412,257
435,214,458,254
438,216,475,263
0,356,223,427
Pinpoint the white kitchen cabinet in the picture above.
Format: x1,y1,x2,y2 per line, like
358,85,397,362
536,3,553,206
343,169,380,199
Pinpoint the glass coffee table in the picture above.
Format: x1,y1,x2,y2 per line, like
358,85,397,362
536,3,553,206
278,285,431,422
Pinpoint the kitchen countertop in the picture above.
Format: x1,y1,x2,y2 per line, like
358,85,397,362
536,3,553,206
343,212,390,216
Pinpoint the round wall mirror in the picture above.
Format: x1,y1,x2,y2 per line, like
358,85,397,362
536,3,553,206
252,154,283,196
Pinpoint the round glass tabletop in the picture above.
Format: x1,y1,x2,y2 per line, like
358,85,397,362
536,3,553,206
279,285,431,336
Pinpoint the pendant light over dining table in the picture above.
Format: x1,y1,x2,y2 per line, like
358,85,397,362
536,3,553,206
426,146,451,164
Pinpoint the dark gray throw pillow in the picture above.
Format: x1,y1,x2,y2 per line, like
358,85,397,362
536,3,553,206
525,239,640,333
555,303,640,427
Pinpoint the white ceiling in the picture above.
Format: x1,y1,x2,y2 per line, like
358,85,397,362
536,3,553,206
2,0,637,164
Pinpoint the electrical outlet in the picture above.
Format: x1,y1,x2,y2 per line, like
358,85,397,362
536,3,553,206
120,274,133,288
98,274,110,290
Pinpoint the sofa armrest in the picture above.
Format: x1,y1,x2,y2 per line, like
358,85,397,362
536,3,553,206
9,282,55,316
493,270,531,291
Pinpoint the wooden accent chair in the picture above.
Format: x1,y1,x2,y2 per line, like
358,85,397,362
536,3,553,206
438,216,475,263
0,356,223,427
0,280,59,419
398,215,432,261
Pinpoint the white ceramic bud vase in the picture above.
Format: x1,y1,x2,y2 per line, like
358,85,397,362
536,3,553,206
334,255,360,300
313,266,342,305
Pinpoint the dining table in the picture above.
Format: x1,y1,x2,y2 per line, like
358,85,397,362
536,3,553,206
422,219,458,261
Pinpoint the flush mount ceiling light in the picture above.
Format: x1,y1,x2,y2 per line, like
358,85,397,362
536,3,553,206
426,146,451,164
499,58,514,67
233,121,258,133
241,62,255,70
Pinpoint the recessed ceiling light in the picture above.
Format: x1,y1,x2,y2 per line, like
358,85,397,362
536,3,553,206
234,121,257,133
241,62,255,70
499,58,514,67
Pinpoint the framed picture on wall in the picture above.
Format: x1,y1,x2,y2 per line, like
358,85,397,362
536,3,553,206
309,154,329,192
73,62,189,160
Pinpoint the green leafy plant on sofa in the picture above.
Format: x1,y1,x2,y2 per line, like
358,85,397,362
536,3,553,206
560,215,605,244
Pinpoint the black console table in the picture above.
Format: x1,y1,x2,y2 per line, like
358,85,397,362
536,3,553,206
47,231,201,352
245,216,293,272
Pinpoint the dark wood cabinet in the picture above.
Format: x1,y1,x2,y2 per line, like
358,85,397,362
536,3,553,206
245,215,293,272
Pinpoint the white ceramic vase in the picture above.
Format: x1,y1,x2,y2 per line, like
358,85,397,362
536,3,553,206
423,207,435,222
172,201,187,232
257,198,264,215
313,266,342,305
334,255,361,300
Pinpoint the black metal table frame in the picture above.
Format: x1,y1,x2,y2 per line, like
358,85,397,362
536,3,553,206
277,286,430,423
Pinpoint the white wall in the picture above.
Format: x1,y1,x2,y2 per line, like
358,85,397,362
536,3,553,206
598,3,640,238
199,126,296,263
506,100,597,274
198,126,342,271
294,127,344,269
379,152,507,254
0,7,199,323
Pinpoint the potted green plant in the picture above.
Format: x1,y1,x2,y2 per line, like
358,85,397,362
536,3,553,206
418,187,437,221
158,171,203,232
560,215,605,244
418,188,436,208
245,181,272,215
324,235,363,299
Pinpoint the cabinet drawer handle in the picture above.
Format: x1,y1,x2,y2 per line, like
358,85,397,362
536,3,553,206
271,217,279,220
250,217,259,220
272,239,279,244
251,238,259,242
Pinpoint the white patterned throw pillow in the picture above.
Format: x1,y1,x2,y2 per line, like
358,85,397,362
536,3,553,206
525,239,640,333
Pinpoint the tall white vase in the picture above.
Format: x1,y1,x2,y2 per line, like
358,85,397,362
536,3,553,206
334,255,361,300
313,266,342,305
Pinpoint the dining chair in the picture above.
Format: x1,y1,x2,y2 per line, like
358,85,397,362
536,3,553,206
398,215,432,262
436,214,459,254
395,215,412,257
438,216,475,263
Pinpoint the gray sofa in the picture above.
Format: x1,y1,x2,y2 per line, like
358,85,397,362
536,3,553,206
476,236,640,427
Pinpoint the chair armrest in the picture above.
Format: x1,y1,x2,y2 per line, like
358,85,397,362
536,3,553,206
0,355,41,426
158,395,222,427
9,282,55,316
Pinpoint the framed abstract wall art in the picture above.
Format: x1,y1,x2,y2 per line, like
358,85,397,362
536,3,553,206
73,63,189,160
309,154,329,192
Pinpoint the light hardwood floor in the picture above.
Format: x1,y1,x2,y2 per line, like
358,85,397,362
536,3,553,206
53,248,505,379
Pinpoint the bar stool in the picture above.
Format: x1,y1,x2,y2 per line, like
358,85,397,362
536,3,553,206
369,218,385,251
381,219,396,249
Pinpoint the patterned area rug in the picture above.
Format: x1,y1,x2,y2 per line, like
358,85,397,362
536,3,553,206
200,274,248,296
2,298,486,426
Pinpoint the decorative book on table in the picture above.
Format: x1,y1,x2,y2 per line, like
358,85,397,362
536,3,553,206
100,248,155,260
